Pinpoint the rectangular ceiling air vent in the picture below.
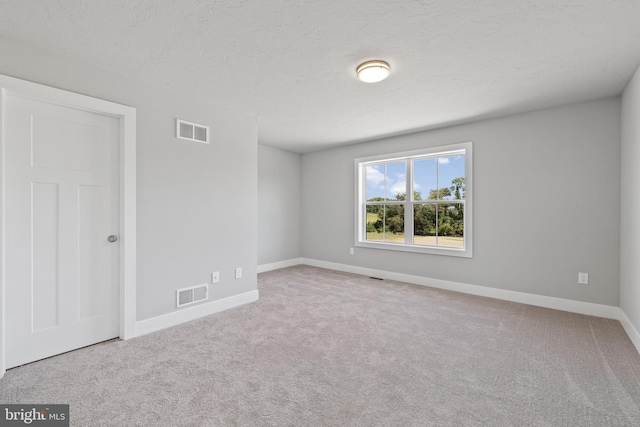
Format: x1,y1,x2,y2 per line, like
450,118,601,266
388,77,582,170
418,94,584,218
176,284,208,308
176,119,209,144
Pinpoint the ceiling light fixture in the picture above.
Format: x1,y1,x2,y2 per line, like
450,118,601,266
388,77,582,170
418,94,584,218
356,60,390,83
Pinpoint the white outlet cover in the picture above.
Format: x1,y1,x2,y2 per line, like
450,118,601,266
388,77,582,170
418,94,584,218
578,272,589,285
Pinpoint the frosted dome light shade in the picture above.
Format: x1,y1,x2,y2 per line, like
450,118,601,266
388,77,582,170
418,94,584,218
357,60,390,83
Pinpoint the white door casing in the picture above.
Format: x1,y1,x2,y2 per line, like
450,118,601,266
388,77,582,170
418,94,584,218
0,75,136,376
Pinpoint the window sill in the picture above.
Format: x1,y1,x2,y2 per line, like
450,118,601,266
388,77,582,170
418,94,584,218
355,240,472,258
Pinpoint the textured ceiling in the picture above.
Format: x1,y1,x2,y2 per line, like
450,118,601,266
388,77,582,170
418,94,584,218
1,1,640,152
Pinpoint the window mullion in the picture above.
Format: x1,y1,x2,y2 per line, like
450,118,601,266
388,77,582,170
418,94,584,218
405,159,413,245
435,157,439,246
383,164,387,240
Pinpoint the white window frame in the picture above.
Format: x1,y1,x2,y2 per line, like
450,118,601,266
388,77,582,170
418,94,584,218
355,142,473,258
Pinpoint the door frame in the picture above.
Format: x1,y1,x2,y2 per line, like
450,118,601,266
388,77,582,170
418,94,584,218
0,74,137,377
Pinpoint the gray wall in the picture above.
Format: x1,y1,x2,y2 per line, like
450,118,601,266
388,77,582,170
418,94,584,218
0,36,258,321
258,144,302,265
621,65,640,330
302,97,621,306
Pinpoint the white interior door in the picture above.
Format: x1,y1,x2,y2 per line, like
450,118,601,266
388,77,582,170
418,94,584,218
5,93,120,368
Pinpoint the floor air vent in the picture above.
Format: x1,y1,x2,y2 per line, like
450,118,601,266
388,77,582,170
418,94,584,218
176,284,208,308
176,119,209,144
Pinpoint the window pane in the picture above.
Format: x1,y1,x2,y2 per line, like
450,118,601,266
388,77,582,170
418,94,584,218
365,165,385,201
414,158,437,201
413,203,464,247
384,204,404,240
365,162,406,201
438,155,465,200
366,204,404,243
437,203,464,247
385,162,406,201
366,204,381,232
413,204,437,246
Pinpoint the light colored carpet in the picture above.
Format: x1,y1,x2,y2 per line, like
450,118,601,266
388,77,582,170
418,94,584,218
1,265,640,426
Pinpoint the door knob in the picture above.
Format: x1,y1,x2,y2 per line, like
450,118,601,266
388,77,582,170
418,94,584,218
108,235,118,243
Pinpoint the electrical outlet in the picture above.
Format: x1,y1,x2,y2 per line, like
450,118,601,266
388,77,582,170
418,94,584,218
349,247,354,255
578,272,589,285
235,267,242,279
211,272,219,284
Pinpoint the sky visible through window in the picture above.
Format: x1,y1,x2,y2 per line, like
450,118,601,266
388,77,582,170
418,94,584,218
366,155,465,201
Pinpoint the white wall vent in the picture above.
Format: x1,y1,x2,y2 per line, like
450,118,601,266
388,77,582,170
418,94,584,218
176,284,208,308
176,119,209,144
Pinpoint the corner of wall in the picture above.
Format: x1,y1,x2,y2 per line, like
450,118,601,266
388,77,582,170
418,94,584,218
619,308,640,354
620,63,640,346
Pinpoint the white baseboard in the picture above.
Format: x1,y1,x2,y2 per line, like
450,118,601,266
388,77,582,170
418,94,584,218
135,290,259,337
299,258,621,320
258,258,303,273
619,309,640,354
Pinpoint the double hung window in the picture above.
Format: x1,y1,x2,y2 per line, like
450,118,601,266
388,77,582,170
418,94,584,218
355,142,472,257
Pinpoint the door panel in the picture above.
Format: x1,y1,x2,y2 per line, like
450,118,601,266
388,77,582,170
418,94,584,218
5,94,119,368
32,114,103,172
32,182,60,332
78,184,102,321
